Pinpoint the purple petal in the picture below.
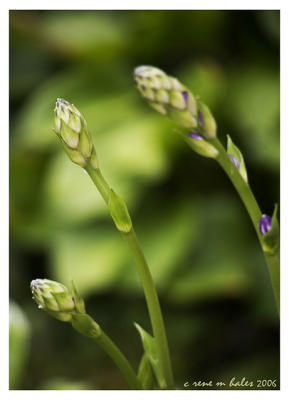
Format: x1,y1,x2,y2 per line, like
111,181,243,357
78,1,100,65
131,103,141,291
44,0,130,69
258,215,272,235
198,111,203,126
182,91,188,104
228,154,240,169
188,133,203,140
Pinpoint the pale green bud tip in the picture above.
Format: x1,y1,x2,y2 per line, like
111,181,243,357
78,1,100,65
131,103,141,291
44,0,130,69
30,279,75,322
54,98,82,136
134,65,198,129
54,98,98,168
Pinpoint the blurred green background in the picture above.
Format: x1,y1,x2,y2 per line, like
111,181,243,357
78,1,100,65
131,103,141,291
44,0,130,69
9,10,280,390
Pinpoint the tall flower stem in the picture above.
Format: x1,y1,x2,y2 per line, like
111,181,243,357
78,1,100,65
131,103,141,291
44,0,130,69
208,137,280,313
85,162,174,389
94,331,142,389
124,229,174,389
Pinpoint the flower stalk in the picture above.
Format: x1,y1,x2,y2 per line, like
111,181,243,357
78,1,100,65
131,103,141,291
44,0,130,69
85,162,174,389
134,65,280,315
53,99,174,389
30,279,141,389
208,137,280,313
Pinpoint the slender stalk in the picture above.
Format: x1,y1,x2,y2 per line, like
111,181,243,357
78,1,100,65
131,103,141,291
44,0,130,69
95,331,142,389
85,163,174,389
124,229,174,389
208,137,280,313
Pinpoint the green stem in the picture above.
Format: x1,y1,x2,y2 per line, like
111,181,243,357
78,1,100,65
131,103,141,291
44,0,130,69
124,228,174,389
95,331,142,389
209,137,280,313
85,163,174,389
85,166,110,203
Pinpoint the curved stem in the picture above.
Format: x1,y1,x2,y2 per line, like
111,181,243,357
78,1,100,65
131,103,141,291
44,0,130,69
95,331,141,389
209,137,280,314
85,163,174,389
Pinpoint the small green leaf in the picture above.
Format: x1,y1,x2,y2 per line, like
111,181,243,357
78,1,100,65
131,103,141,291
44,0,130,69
108,189,132,233
71,280,86,314
261,204,280,254
137,353,154,390
227,135,248,182
134,323,166,389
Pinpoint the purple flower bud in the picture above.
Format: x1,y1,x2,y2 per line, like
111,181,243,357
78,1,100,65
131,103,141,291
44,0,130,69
258,215,272,235
188,133,203,140
182,91,188,104
198,110,203,127
228,154,240,169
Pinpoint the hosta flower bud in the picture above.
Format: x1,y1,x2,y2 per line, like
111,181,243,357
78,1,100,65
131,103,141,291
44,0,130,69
196,100,217,139
134,66,198,130
228,154,240,169
187,132,218,158
226,135,248,182
134,66,217,138
54,98,98,169
31,279,75,322
258,205,279,254
258,215,272,235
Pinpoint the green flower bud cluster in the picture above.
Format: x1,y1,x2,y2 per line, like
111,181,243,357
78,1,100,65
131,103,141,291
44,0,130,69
31,279,102,338
54,98,98,168
134,66,216,139
31,279,75,322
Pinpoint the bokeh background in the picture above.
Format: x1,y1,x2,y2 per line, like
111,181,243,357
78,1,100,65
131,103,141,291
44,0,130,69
9,10,280,390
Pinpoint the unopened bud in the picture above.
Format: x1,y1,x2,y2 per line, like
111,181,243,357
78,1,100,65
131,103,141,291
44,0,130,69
258,205,279,254
226,135,248,182
134,66,198,129
196,101,217,139
134,66,217,139
31,279,75,322
258,215,272,235
54,98,98,168
228,154,240,169
187,132,218,158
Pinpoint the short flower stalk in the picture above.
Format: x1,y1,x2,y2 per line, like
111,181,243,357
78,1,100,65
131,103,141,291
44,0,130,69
30,279,141,389
134,65,280,315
